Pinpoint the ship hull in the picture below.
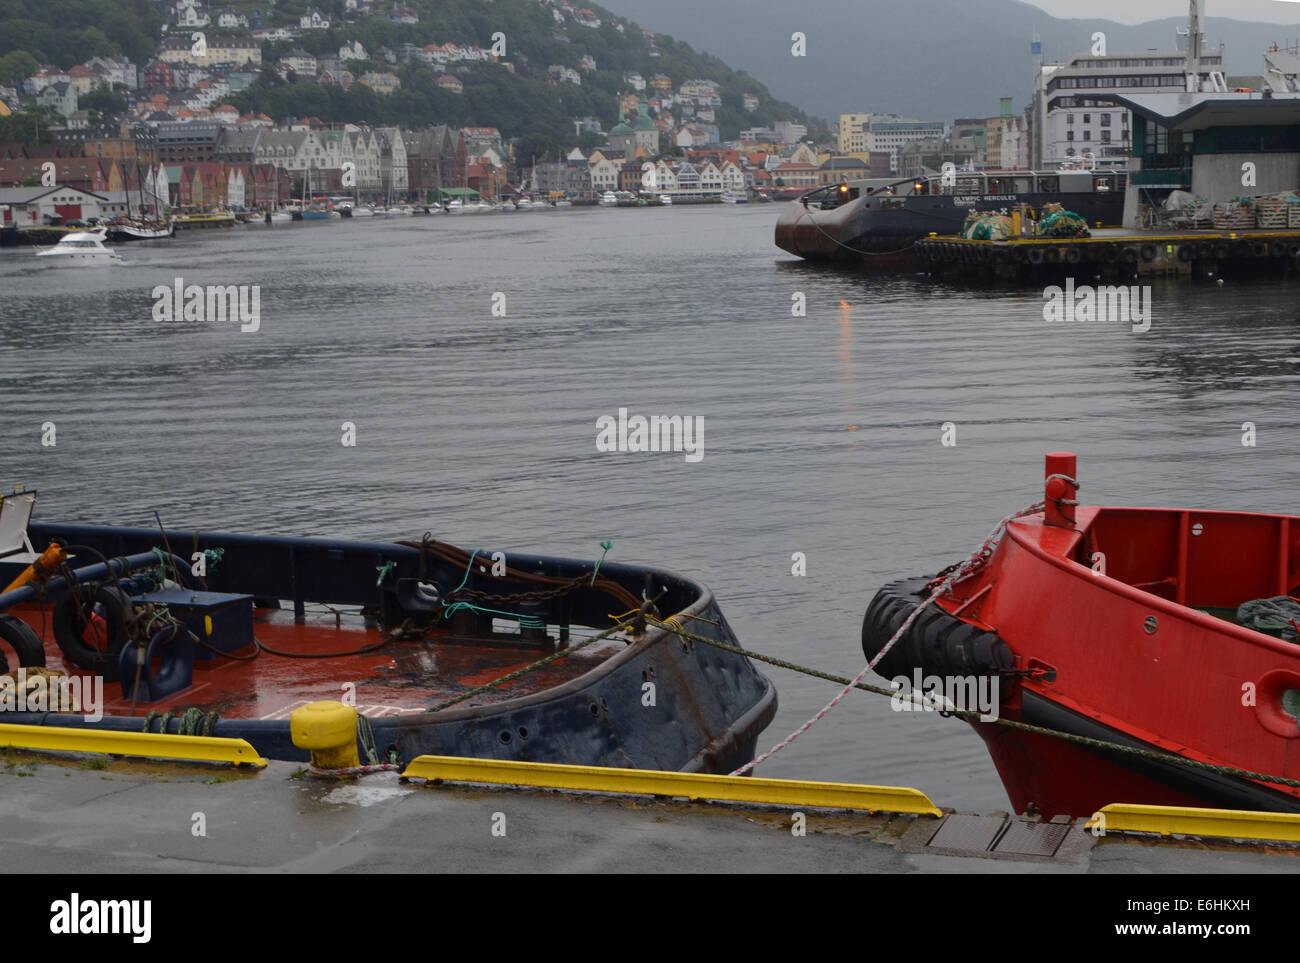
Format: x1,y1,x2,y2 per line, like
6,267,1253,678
776,189,1125,267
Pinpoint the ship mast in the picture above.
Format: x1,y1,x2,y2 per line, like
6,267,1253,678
1184,0,1204,92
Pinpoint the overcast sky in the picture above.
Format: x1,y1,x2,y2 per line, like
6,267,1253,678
1023,0,1300,25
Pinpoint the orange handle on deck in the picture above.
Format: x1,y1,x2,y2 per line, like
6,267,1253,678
2,543,67,594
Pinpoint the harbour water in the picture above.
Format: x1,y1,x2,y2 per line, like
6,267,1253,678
2,205,1299,813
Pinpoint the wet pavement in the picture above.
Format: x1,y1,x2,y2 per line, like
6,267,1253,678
2,754,1296,873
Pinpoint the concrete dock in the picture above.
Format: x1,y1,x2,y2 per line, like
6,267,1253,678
916,228,1300,282
2,751,1297,874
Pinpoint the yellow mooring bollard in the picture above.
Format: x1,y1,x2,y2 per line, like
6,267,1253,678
290,701,359,770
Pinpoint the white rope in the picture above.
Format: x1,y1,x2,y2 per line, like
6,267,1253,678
727,478,1079,777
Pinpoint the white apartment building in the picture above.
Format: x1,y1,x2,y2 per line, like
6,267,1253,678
866,117,946,174
1032,47,1227,167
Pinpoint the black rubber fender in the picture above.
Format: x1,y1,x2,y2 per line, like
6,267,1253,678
1271,240,1288,258
1139,243,1158,261
1213,242,1230,259
1064,247,1082,265
52,583,131,681
1251,241,1269,257
861,577,1016,699
0,614,46,673
1044,246,1061,264
1120,247,1139,264
1196,241,1211,259
1104,246,1120,263
1178,245,1195,262
1027,247,1044,265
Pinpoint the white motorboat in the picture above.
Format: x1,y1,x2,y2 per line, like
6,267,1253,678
599,191,618,207
659,194,673,206
35,228,121,264
721,188,749,204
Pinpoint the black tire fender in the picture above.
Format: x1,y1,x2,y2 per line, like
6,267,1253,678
861,577,1016,700
0,614,46,673
52,584,131,682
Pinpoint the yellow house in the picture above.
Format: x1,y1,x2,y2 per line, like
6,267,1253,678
358,72,401,95
158,34,262,67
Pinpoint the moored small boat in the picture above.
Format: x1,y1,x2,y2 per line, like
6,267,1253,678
862,452,1300,817
106,217,175,241
0,490,776,772
174,211,237,229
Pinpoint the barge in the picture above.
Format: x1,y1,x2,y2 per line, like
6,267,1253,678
775,169,1126,268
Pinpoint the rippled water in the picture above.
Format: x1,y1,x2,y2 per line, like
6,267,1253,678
3,206,1300,811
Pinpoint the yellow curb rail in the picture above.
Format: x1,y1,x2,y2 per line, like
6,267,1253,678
401,755,944,816
0,723,268,768
1088,803,1300,843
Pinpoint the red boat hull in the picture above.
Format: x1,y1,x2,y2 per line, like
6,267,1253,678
865,454,1300,817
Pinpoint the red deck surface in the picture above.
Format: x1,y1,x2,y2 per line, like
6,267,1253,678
11,603,624,721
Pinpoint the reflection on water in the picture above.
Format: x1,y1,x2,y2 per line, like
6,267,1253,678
2,206,1298,810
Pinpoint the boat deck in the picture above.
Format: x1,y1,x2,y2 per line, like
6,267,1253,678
916,228,1300,281
12,603,626,722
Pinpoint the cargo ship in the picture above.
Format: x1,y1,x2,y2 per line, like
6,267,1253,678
775,169,1126,268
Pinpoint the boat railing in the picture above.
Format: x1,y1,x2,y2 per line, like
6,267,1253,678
23,522,703,634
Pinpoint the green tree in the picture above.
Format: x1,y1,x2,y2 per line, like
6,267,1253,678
0,50,38,85
575,130,605,152
0,111,53,144
513,131,559,168
81,86,127,116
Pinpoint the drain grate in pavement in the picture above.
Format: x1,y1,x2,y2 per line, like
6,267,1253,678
898,812,1094,863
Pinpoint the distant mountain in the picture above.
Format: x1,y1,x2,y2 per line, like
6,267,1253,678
595,0,1298,120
